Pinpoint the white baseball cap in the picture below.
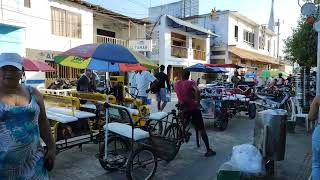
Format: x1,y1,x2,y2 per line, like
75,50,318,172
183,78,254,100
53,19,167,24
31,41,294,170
0,53,23,70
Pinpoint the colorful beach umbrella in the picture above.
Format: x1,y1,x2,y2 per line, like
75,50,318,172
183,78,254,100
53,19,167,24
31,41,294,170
186,63,228,73
129,49,158,69
119,64,148,72
54,43,139,70
23,58,55,72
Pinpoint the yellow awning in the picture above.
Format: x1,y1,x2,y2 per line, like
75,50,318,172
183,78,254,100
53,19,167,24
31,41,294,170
229,47,279,65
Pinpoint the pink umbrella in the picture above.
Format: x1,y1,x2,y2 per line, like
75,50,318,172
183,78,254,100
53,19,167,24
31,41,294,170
23,58,56,72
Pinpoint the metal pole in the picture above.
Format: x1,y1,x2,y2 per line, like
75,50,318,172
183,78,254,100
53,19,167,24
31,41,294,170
277,19,280,61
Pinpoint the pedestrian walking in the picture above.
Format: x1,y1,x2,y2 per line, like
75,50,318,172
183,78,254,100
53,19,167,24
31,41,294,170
0,53,56,179
174,69,216,157
135,70,158,104
154,65,171,111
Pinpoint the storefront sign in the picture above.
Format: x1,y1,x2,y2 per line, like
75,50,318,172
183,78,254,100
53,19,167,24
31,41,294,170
129,40,152,52
26,48,61,61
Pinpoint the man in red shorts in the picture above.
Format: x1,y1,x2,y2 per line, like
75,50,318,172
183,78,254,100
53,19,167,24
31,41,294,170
174,69,216,157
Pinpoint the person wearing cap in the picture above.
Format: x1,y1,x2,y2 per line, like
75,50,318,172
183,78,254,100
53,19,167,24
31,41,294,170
0,53,55,179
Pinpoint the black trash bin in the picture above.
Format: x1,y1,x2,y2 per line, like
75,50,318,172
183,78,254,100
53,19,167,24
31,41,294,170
253,109,287,175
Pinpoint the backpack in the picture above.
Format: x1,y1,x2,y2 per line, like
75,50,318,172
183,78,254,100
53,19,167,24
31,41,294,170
150,80,161,94
150,72,166,94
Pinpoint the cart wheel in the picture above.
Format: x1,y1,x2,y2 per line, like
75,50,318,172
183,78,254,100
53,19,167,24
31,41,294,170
216,114,228,131
248,103,256,119
145,120,163,136
163,124,182,148
126,147,157,180
98,136,129,172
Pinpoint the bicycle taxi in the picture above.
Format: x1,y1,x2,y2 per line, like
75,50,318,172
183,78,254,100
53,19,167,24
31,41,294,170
97,98,199,180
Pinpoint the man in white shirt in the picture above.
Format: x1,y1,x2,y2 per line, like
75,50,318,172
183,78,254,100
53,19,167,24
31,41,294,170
135,70,158,104
128,71,138,96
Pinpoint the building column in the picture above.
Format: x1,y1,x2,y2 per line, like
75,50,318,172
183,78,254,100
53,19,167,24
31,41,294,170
206,35,210,64
159,16,170,66
187,35,193,66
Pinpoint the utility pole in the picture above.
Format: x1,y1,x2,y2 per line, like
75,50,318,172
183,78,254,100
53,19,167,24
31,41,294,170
183,0,186,18
276,19,280,61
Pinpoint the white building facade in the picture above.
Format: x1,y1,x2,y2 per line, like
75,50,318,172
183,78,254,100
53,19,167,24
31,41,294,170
0,0,26,55
185,11,280,74
151,15,214,80
0,0,148,87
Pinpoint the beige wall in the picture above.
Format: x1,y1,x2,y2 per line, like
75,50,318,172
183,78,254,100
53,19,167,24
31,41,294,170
93,15,146,41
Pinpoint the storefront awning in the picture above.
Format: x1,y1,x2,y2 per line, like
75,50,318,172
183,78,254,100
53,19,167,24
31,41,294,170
166,15,218,37
229,47,279,65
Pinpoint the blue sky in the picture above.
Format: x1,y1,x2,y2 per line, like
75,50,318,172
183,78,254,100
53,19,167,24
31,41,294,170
88,0,301,54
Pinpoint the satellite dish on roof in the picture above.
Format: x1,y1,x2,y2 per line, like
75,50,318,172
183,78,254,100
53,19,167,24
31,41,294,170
301,2,317,16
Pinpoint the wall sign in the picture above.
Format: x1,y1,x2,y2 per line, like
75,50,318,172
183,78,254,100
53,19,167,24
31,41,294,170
26,48,61,61
129,39,152,52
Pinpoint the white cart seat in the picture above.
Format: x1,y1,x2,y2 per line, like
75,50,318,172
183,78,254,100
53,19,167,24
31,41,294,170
109,104,139,116
80,102,97,110
46,110,78,123
149,112,168,121
239,98,250,102
222,96,237,101
295,113,308,118
234,94,246,99
47,107,96,119
105,122,150,141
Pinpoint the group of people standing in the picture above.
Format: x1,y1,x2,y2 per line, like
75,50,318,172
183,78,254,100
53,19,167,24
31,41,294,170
129,65,171,112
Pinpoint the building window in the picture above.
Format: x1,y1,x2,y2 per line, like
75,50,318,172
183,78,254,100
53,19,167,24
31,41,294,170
24,0,31,8
267,40,271,52
234,26,238,41
243,30,254,47
212,51,225,55
51,7,82,38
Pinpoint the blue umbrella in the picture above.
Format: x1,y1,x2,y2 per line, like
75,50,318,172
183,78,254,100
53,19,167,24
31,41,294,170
244,72,257,78
186,63,228,73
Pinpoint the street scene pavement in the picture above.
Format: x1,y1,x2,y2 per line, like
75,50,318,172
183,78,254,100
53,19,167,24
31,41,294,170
49,94,311,180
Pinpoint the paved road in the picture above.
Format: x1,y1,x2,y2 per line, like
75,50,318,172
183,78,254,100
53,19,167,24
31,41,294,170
49,95,311,180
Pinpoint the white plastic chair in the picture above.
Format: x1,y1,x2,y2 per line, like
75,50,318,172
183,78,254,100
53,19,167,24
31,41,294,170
290,97,311,132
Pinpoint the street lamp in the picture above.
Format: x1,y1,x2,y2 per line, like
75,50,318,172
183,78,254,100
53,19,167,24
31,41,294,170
299,0,320,95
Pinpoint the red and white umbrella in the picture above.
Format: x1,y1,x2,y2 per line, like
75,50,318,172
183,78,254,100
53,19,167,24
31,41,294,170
23,58,55,72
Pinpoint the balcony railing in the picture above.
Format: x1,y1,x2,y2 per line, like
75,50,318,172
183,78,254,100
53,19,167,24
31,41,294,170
96,35,129,47
193,49,206,61
171,45,188,58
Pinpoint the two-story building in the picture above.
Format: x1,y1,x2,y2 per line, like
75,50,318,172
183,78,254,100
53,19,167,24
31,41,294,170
0,0,148,87
150,14,216,80
184,10,280,75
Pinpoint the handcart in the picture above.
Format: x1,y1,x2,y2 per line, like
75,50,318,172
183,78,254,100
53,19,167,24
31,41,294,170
43,94,102,153
97,103,196,180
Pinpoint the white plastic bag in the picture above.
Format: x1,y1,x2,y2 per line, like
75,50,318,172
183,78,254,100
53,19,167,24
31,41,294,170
229,144,262,173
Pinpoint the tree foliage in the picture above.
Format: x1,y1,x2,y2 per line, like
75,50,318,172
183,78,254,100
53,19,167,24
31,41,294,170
284,17,317,67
